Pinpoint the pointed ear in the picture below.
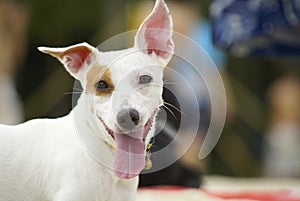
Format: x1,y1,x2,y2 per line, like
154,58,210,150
38,42,96,79
134,0,174,66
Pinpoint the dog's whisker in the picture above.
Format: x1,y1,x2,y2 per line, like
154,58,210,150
63,92,83,95
150,83,164,88
162,104,177,120
163,81,180,86
72,87,84,92
163,101,187,117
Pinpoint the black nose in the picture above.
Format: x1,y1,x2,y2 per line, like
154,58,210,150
117,108,140,129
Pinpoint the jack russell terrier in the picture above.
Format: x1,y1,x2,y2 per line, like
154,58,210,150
0,0,174,200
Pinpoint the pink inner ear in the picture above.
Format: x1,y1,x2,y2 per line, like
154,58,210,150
146,34,173,59
138,0,173,59
62,47,91,74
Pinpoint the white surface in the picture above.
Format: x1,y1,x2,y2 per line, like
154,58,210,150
202,176,300,192
137,188,250,201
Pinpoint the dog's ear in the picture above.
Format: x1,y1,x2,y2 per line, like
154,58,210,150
38,42,96,79
134,0,174,66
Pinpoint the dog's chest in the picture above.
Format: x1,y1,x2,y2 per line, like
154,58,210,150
44,124,138,201
68,155,138,201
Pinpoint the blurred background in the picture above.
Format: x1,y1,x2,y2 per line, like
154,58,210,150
0,0,299,187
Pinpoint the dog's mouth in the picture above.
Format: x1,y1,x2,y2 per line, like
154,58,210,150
99,118,116,140
98,114,155,179
99,117,153,141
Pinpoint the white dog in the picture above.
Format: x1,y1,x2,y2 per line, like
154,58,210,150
0,0,174,200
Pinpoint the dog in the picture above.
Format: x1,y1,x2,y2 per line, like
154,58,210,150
0,0,174,200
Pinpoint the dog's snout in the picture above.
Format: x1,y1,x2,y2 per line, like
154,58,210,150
117,108,140,129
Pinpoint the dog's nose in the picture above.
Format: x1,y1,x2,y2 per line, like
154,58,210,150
117,108,140,129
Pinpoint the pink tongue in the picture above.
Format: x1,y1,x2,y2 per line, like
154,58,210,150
114,129,145,179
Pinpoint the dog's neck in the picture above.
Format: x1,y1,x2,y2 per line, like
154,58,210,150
73,94,99,133
71,94,116,164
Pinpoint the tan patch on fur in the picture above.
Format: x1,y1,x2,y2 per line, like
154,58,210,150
86,63,114,96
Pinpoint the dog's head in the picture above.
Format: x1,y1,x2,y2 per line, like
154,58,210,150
38,0,174,179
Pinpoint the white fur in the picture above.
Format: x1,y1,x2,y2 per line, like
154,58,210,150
0,0,173,200
0,112,139,201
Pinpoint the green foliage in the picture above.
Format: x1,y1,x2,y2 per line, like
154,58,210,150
28,0,103,45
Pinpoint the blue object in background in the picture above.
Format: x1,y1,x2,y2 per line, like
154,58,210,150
210,0,300,57
190,20,226,69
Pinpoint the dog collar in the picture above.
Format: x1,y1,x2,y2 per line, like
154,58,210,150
104,140,116,151
144,137,155,170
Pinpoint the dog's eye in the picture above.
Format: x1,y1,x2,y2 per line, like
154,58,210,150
139,75,152,84
95,80,110,91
